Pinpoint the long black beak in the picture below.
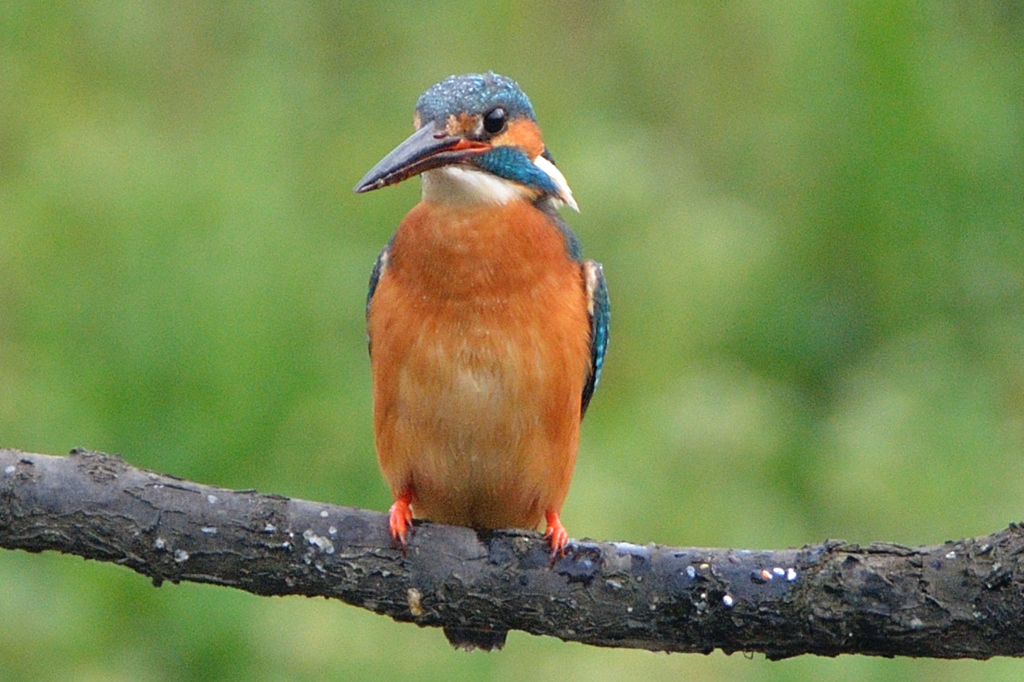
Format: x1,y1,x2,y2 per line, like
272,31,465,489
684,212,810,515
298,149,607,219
353,120,489,194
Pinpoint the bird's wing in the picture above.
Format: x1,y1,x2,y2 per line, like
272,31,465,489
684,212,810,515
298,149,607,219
365,241,392,356
581,259,609,417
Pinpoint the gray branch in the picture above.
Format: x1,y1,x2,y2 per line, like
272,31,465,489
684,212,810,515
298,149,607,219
1,448,1022,658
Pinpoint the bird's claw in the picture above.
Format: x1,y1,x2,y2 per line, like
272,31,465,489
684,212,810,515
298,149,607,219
388,495,413,553
544,510,569,562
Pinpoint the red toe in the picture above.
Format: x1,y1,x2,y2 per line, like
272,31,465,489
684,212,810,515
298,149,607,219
388,493,413,551
543,510,569,557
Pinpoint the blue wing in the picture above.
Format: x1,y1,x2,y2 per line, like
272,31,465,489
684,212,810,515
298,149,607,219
581,259,609,417
366,240,392,356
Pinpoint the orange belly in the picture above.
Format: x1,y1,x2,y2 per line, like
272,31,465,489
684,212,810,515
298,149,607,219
368,200,590,530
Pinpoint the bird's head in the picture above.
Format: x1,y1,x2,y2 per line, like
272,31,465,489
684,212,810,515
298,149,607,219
354,72,577,211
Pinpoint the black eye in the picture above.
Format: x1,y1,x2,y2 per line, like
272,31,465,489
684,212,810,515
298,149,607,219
483,107,507,134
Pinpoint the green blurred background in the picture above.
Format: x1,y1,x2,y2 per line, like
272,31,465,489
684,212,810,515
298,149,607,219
2,1,1023,679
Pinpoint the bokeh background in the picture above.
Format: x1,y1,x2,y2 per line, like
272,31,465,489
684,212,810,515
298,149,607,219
2,1,1024,680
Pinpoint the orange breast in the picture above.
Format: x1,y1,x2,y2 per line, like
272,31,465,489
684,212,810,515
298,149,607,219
368,199,590,530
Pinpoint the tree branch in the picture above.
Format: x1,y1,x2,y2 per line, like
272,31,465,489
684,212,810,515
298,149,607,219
1,447,1022,658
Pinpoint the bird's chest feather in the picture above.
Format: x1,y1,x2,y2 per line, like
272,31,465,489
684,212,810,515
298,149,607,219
369,200,589,439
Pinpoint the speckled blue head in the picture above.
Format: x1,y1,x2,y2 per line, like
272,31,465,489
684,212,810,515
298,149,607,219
416,72,536,125
355,72,577,210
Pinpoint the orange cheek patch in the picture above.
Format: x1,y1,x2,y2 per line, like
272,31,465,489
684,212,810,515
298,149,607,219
494,119,545,159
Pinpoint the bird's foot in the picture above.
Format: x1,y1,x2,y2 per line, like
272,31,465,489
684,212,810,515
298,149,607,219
388,493,413,553
544,510,569,560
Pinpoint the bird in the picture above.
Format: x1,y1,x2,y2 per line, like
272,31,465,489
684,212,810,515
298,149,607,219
354,72,609,561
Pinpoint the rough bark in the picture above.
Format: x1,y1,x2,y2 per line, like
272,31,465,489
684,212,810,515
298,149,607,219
1,447,1022,658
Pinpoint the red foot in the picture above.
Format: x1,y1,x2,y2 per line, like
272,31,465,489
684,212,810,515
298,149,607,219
544,510,569,558
388,492,413,552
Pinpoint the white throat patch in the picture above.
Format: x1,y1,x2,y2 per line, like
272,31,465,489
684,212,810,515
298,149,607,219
421,166,530,206
420,157,579,211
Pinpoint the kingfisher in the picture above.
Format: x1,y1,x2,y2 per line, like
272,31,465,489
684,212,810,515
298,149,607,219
354,72,609,558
